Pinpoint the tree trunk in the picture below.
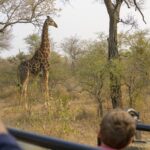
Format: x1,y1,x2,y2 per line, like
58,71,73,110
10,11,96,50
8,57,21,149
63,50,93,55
108,18,118,59
104,0,124,108
99,101,103,117
108,17,122,108
97,97,104,117
128,85,133,107
110,72,122,108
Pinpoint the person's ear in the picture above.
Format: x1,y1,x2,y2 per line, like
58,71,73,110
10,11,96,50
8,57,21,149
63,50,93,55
129,137,134,144
97,130,101,146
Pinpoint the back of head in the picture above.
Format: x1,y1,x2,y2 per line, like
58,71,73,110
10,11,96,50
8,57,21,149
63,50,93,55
100,109,136,149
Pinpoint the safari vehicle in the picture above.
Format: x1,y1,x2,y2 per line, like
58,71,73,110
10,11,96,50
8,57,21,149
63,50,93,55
9,123,150,150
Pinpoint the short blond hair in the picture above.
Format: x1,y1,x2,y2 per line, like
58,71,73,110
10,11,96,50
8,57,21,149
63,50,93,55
100,109,136,149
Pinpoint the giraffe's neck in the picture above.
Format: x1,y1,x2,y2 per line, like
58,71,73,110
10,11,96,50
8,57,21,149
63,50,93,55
40,22,50,51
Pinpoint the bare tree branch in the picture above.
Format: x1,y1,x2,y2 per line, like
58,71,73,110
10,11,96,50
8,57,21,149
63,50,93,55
119,15,138,28
133,0,146,24
0,0,62,33
124,0,130,8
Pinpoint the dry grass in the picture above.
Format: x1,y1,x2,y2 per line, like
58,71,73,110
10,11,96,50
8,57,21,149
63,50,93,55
0,84,150,148
0,86,99,146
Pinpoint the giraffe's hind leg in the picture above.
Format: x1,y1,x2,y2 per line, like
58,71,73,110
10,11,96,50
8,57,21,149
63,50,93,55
18,64,29,106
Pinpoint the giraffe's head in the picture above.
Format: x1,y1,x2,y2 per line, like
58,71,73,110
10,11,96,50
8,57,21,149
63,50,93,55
46,16,58,28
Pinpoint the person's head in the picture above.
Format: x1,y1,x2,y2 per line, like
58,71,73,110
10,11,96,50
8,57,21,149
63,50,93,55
99,109,136,149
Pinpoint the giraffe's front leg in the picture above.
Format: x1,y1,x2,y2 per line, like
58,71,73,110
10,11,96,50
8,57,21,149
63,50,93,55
21,78,29,109
43,70,49,103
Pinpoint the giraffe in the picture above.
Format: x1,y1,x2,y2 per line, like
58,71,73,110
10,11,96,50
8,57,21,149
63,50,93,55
18,16,57,105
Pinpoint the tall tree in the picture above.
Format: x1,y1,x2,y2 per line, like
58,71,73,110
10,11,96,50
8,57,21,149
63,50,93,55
0,0,68,33
122,30,150,107
103,0,146,108
61,35,86,73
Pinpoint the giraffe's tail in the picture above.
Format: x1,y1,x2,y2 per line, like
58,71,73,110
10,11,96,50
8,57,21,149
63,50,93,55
17,64,22,89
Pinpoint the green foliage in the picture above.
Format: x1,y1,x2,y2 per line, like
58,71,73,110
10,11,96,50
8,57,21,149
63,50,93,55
76,39,108,116
49,51,71,89
109,58,123,79
61,35,88,73
52,87,73,135
7,51,28,64
0,59,17,86
0,59,19,100
121,30,150,107
77,40,107,91
24,33,40,55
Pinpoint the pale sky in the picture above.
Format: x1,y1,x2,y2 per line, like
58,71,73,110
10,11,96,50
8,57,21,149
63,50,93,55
1,0,150,58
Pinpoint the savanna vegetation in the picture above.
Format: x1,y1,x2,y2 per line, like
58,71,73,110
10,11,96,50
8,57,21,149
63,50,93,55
0,0,150,148
0,30,150,146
